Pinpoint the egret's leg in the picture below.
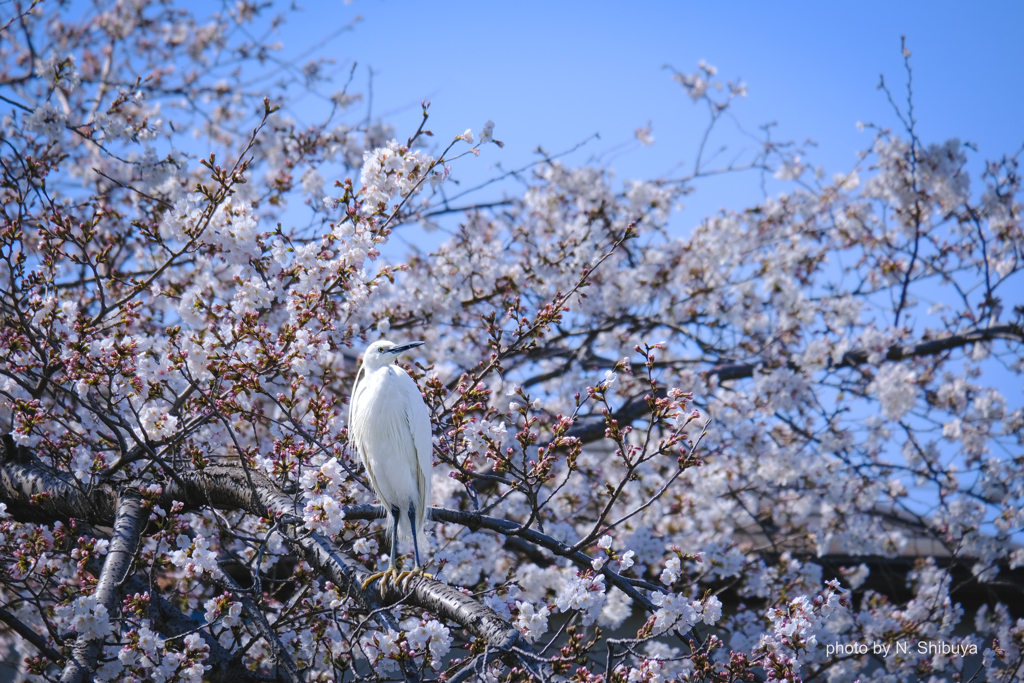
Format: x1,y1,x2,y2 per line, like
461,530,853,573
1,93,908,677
361,505,404,590
398,502,433,589
390,505,401,564
409,502,422,569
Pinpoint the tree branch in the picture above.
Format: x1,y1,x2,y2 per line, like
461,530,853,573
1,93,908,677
60,491,143,683
565,324,1024,442
0,604,64,667
709,323,1023,382
342,505,658,613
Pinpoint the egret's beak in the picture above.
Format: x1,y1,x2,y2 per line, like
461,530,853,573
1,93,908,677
387,341,425,355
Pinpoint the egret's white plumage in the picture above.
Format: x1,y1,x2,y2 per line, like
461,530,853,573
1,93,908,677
349,340,433,583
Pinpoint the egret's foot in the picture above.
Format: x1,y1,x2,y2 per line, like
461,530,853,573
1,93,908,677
398,566,433,590
361,566,400,590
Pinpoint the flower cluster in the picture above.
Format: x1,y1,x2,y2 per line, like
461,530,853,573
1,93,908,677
357,140,435,215
555,572,608,626
169,535,219,578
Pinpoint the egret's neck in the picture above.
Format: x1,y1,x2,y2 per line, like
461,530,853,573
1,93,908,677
363,360,394,374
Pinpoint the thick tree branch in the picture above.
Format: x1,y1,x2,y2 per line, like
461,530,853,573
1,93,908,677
159,471,528,647
60,491,143,683
201,475,546,680
343,505,659,613
0,435,117,526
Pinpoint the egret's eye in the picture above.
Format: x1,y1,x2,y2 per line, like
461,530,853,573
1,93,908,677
377,346,384,352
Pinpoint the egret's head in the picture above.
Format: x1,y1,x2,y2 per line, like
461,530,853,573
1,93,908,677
361,340,425,371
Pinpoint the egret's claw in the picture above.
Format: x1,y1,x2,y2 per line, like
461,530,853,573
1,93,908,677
399,566,434,590
361,566,400,590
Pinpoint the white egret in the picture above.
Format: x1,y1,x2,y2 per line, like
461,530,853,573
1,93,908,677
349,340,433,588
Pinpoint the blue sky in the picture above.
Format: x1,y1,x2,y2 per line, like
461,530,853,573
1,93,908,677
265,0,1023,242
269,2,1022,533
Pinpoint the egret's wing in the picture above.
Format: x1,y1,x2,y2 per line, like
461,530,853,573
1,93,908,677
405,371,433,526
348,362,367,461
349,364,387,506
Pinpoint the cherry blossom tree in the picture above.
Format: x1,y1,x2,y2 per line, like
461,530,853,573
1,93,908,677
0,2,1021,683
